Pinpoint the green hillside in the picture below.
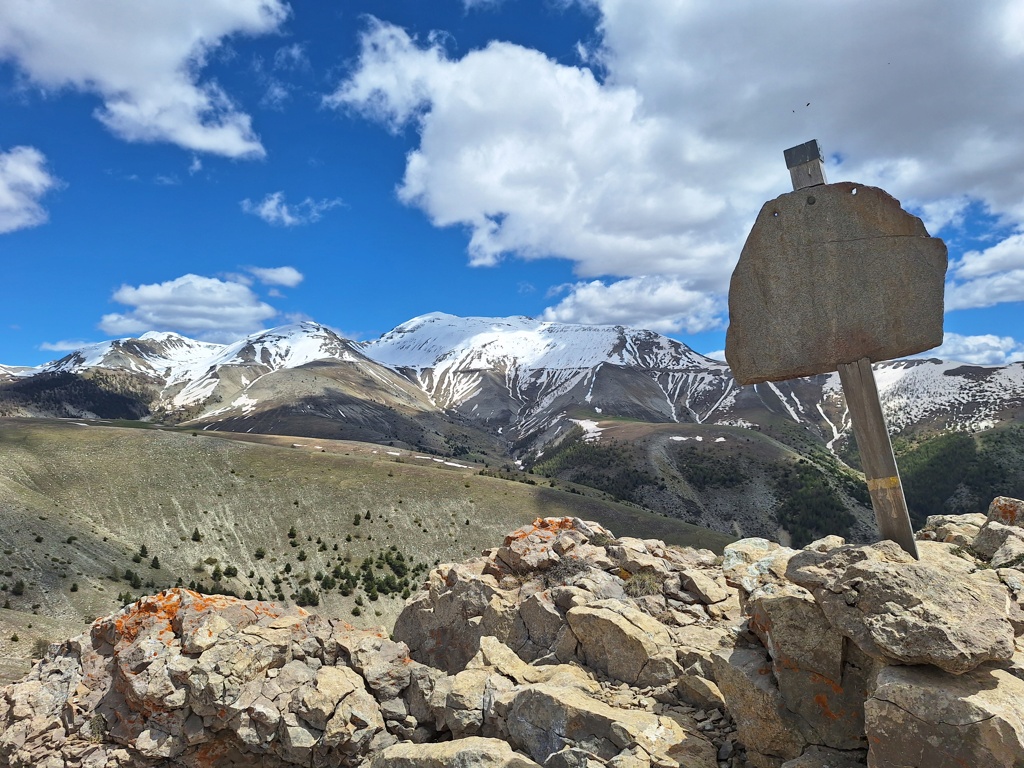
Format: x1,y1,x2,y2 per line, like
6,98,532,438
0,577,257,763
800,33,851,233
0,418,731,683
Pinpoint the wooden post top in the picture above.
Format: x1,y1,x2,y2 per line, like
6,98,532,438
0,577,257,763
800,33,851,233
784,139,828,190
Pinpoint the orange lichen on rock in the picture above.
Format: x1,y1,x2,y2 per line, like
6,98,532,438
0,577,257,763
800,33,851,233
108,588,292,647
504,517,578,545
813,693,842,721
988,496,1024,526
809,672,844,696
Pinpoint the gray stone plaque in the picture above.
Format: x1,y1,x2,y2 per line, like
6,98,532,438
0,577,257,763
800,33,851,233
725,182,947,385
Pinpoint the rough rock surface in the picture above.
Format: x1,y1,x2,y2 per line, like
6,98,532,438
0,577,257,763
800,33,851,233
0,589,394,767
4,508,1024,768
369,737,542,767
866,664,1024,768
786,540,1014,674
566,600,680,687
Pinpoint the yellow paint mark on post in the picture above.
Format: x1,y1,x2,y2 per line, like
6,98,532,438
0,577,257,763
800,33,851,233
867,476,901,492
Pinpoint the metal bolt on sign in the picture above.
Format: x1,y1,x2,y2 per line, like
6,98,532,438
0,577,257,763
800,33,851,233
725,140,949,558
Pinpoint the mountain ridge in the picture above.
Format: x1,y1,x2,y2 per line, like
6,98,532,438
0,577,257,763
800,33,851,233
3,314,1023,456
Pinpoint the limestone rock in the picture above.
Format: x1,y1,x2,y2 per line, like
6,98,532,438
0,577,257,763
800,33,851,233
787,542,1014,674
712,647,807,766
973,520,1024,561
803,535,848,553
468,636,596,692
394,559,526,673
747,583,870,750
337,630,415,700
916,513,987,548
682,569,730,604
675,674,726,709
368,736,542,767
672,624,736,680
865,663,1024,767
722,539,798,594
986,496,1024,527
566,599,681,687
443,668,513,739
497,517,611,573
0,590,417,767
993,534,1024,570
507,683,716,768
9,515,1021,768
606,538,670,577
780,746,866,768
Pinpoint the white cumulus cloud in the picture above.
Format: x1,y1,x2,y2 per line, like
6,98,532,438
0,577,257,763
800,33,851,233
946,231,1024,309
542,276,723,334
39,339,91,352
99,273,278,341
328,20,734,287
0,146,59,233
331,2,1024,326
247,265,304,287
924,332,1024,366
0,0,290,157
241,191,343,226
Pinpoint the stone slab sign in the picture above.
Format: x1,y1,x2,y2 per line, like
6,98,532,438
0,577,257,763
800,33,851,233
725,181,947,385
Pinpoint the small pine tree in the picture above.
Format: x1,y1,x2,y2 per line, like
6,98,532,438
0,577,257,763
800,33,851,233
287,526,297,539
139,544,149,558
191,527,202,542
254,547,266,560
150,556,160,570
70,583,79,592
211,565,223,582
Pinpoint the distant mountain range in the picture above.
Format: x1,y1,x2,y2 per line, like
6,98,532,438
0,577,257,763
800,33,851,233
3,313,1022,458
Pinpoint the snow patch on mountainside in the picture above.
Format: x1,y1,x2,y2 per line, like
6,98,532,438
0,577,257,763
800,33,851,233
362,313,731,437
876,359,1024,432
365,312,715,371
570,419,605,442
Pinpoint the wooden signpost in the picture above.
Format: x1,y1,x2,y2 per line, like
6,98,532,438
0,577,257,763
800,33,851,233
725,140,949,558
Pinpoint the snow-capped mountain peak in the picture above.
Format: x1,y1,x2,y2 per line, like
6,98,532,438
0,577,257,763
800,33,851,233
363,312,717,371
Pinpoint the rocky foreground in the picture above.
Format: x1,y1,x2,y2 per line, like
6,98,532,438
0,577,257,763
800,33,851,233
4,500,1024,768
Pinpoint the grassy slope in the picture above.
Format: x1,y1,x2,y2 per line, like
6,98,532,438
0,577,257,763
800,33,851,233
0,418,730,682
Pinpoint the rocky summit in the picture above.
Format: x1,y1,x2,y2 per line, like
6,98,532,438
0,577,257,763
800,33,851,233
4,500,1024,768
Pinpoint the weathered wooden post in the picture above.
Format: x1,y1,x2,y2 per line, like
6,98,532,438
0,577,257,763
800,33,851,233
725,139,949,558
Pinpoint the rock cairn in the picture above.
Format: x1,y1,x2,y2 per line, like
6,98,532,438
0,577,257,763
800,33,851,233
3,500,1024,768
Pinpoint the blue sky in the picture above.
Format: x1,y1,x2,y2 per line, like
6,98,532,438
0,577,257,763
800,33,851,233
2,1,1024,367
